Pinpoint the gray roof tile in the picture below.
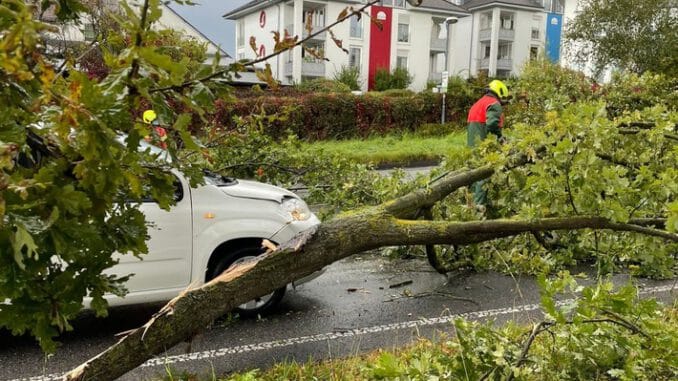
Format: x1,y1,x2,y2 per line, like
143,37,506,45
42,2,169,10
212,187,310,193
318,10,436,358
462,0,544,11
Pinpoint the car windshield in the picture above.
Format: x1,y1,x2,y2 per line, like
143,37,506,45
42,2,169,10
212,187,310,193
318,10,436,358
203,170,237,186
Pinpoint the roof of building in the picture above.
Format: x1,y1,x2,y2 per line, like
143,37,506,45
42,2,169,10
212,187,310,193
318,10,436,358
165,4,232,59
224,0,273,19
461,0,544,11
224,0,470,19
417,0,469,14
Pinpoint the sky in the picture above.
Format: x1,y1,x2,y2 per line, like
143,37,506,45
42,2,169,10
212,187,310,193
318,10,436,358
168,0,251,57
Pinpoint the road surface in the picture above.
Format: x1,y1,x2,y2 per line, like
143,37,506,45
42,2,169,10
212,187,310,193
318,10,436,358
1,253,676,380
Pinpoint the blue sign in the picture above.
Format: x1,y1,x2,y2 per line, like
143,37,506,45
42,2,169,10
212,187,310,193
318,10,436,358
545,13,563,62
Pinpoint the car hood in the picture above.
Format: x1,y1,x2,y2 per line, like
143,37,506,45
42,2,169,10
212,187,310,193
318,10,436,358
219,179,298,203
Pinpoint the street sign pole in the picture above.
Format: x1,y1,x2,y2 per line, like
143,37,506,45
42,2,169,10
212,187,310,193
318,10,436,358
441,70,449,124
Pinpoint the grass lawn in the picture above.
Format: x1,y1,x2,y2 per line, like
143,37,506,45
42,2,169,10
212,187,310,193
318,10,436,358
301,132,467,168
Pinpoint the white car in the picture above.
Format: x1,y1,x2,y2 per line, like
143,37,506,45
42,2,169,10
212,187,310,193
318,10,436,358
92,133,322,316
103,168,321,315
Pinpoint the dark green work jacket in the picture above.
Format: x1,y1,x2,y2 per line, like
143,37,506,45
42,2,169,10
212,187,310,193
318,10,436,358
467,94,504,147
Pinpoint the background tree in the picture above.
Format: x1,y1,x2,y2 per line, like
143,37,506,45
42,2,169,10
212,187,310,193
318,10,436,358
564,0,678,77
0,0,218,353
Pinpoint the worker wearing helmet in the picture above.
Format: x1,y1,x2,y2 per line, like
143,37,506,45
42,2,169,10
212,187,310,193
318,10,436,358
466,79,509,210
142,109,168,150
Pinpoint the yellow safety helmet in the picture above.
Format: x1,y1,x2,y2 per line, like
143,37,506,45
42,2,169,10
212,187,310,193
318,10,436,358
488,80,509,100
142,109,157,124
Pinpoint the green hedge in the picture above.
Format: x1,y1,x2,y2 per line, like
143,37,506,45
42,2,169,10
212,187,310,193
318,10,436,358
210,91,475,141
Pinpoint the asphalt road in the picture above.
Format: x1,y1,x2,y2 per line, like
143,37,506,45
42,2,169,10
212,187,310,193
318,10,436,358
1,253,676,381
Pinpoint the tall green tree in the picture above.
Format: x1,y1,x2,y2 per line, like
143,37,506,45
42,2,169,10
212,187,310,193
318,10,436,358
0,0,218,353
564,0,678,77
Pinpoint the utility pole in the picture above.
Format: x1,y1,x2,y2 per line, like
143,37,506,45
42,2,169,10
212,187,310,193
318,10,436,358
441,16,458,124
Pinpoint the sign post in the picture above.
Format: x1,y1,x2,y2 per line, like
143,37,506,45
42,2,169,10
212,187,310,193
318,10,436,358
441,70,449,124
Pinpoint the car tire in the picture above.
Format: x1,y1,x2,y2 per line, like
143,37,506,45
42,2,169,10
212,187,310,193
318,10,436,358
208,245,286,317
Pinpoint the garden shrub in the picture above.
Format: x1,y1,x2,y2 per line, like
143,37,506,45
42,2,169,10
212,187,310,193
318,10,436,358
333,65,362,91
296,78,351,93
373,68,392,91
208,91,472,141
373,67,413,91
390,67,413,89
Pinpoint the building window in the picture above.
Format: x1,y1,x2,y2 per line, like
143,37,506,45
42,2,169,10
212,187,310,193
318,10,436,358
349,47,361,69
237,20,244,47
394,0,406,8
431,52,445,72
303,8,325,28
397,15,410,43
350,15,362,38
83,23,96,41
498,43,512,59
531,27,540,40
396,53,408,69
542,0,565,14
483,44,491,58
500,14,514,30
302,42,325,63
530,46,539,60
380,0,393,6
481,12,492,29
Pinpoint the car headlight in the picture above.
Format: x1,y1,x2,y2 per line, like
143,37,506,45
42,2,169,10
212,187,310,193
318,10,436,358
281,197,312,221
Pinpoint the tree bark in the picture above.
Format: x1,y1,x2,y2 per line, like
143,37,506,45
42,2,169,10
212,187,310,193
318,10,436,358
64,163,677,380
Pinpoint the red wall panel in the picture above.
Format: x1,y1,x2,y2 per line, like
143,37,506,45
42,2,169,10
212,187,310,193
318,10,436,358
368,6,392,90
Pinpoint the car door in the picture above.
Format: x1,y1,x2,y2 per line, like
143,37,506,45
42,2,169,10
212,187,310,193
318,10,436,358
112,173,193,293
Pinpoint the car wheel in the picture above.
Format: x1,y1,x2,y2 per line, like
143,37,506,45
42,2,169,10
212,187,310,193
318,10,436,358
208,245,286,317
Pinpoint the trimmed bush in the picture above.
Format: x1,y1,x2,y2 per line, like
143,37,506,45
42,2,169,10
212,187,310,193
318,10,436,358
207,89,475,141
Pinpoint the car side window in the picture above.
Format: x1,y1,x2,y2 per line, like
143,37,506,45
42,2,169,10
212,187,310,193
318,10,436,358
140,174,184,204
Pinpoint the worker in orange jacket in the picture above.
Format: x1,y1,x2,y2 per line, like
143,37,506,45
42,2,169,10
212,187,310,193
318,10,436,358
466,79,509,209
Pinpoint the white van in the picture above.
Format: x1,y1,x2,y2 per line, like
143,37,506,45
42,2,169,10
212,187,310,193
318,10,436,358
104,168,321,315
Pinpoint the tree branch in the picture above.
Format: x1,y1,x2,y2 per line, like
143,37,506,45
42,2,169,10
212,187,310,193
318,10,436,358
508,314,651,380
127,0,151,87
384,165,495,218
64,205,677,380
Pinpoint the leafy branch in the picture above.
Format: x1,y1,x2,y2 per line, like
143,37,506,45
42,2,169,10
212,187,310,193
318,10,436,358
507,314,651,381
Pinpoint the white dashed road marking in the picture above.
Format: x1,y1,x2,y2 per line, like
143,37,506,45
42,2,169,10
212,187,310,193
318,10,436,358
9,284,676,381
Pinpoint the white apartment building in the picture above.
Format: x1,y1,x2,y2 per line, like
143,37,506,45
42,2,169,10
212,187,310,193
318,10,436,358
225,0,577,90
225,0,469,91
35,0,231,65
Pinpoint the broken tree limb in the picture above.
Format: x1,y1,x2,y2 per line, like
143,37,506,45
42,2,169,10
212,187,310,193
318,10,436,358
64,147,676,380
64,207,678,380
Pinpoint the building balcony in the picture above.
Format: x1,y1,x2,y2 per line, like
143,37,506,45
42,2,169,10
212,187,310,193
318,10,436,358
284,60,326,77
430,36,446,52
287,24,326,40
497,58,512,70
479,28,491,41
302,60,325,76
479,58,513,70
480,58,489,69
498,28,514,41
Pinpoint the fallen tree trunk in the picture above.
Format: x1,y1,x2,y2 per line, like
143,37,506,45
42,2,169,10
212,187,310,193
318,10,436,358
65,164,677,380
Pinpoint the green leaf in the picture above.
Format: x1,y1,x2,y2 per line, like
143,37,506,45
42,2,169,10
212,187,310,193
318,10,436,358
11,225,38,269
